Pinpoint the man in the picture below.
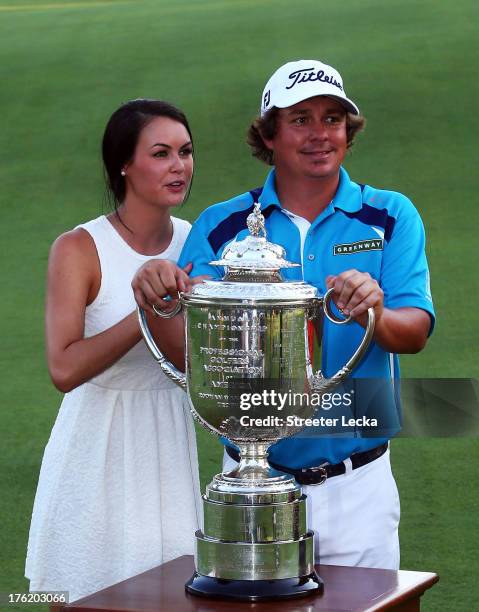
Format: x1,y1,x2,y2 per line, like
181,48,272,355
133,59,435,570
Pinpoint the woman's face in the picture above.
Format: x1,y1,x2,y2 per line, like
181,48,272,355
124,116,193,208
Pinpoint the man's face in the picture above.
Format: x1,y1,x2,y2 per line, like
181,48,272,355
263,96,348,181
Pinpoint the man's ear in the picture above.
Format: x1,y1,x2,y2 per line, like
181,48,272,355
259,129,274,152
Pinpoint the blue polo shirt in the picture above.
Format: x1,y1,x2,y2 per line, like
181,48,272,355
178,166,435,467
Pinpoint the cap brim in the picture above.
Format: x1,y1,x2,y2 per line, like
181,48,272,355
325,95,360,115
264,92,360,116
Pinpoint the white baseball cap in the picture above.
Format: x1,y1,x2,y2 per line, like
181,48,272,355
260,59,360,116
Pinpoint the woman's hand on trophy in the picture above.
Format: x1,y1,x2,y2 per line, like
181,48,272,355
326,270,384,325
132,260,200,314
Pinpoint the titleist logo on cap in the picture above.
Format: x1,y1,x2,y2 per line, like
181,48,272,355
260,60,359,116
286,68,343,92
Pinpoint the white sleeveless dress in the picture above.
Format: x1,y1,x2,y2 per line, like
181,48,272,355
25,215,202,603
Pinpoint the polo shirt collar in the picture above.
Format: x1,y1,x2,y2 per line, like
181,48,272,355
258,167,363,215
331,167,363,213
258,168,282,209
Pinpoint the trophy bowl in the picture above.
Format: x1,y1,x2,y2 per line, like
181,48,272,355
138,204,375,601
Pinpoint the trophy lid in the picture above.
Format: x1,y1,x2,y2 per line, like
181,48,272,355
185,202,319,303
209,203,300,278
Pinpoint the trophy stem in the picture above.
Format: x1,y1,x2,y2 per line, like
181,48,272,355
225,442,271,480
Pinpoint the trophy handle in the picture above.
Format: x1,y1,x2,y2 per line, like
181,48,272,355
137,305,187,390
152,301,183,318
311,288,375,393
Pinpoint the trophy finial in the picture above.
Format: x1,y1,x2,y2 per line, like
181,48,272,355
209,201,300,275
246,203,266,238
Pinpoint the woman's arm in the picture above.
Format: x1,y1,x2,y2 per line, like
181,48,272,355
131,258,210,372
46,229,142,392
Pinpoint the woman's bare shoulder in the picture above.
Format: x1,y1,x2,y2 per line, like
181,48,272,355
48,227,101,298
49,227,98,264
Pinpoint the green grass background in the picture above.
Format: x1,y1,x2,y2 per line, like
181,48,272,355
1,0,478,609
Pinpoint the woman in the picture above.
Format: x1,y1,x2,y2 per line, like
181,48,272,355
25,99,202,602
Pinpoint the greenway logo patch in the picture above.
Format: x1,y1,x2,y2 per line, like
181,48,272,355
333,239,384,255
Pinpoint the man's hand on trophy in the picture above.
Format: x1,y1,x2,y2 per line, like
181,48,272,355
132,260,206,315
326,271,431,353
326,270,384,327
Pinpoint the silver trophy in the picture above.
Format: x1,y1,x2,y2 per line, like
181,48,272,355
138,204,375,601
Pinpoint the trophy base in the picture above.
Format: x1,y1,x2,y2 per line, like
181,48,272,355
185,571,323,601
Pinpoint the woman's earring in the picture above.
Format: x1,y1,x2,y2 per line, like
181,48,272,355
121,169,126,176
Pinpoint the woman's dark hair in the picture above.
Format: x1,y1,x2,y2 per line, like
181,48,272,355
102,98,193,208
247,107,366,165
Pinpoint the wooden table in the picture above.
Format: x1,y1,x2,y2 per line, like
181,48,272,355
58,555,438,611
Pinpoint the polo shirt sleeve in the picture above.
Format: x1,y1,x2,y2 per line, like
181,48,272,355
177,218,223,279
381,195,435,334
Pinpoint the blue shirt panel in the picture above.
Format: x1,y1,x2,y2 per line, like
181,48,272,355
178,167,435,466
